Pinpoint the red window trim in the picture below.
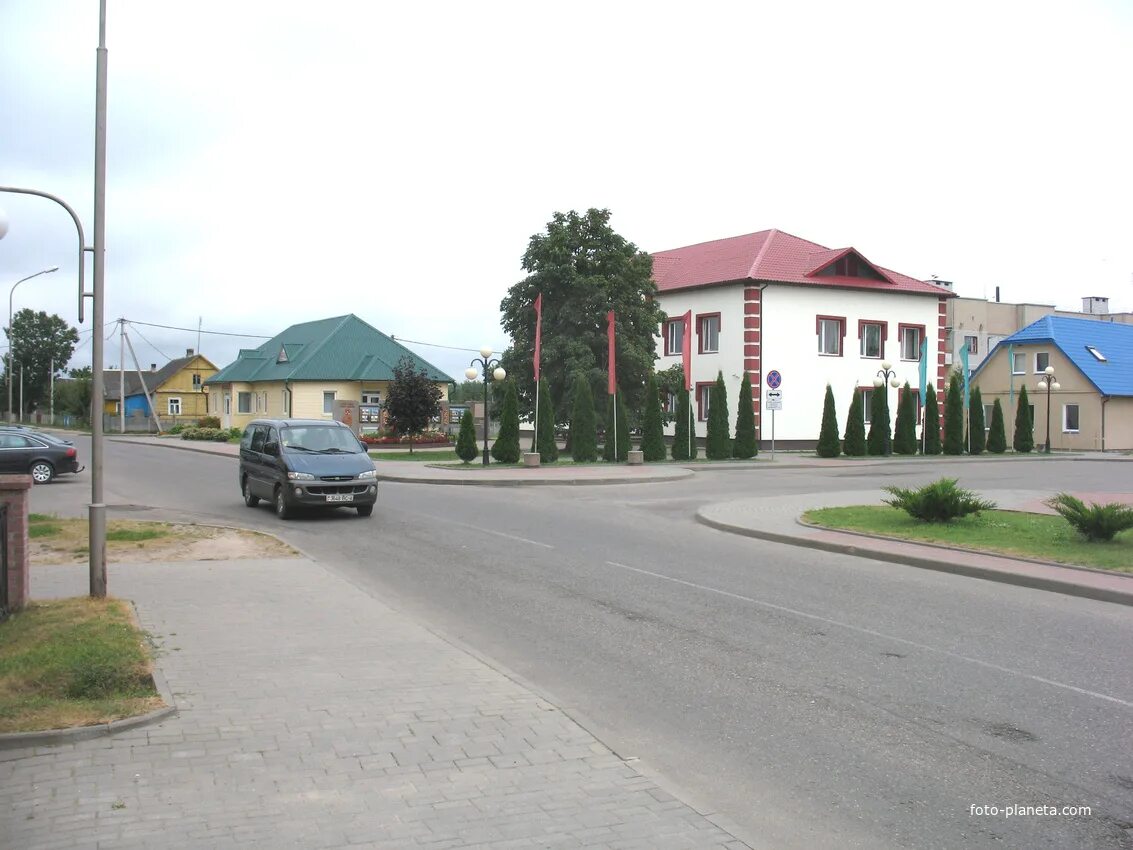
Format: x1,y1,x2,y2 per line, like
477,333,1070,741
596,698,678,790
695,381,713,421
816,315,846,357
696,312,722,355
663,318,684,356
898,323,926,361
857,319,888,359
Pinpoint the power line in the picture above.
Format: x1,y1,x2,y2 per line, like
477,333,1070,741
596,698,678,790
124,319,271,339
126,322,173,361
391,335,507,354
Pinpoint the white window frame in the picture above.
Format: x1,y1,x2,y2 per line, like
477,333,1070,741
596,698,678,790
982,403,993,430
192,373,202,388
223,394,231,415
964,335,978,355
1011,353,1025,375
818,319,842,356
697,384,711,421
323,391,336,415
665,320,684,356
167,397,182,416
1034,352,1050,373
860,323,883,358
900,327,921,361
1063,403,1080,433
698,315,720,354
862,388,874,424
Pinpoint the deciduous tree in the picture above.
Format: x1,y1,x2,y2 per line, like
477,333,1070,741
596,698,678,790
385,356,442,453
3,309,79,414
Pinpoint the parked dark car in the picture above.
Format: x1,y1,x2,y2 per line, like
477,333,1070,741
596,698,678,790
0,430,84,483
238,418,377,518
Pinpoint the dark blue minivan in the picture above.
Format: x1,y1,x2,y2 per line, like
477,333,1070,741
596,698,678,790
239,419,377,518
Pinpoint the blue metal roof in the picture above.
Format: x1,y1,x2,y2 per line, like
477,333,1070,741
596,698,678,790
977,316,1133,396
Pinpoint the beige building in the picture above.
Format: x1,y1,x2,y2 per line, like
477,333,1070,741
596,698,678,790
972,316,1133,451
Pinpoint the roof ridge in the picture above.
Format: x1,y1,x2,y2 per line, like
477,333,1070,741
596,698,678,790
653,229,775,255
281,314,356,380
747,228,779,279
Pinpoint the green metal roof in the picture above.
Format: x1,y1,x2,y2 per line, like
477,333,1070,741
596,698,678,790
205,315,454,385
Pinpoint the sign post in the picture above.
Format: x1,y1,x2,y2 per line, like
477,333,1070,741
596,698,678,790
765,371,783,460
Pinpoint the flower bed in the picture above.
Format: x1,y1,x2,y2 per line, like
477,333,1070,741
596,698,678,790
361,430,450,446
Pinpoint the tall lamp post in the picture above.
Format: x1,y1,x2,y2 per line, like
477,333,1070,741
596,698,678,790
465,348,505,465
1037,366,1060,453
872,360,900,455
7,267,59,422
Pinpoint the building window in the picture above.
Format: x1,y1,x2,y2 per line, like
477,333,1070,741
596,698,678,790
1012,353,1025,375
1035,352,1050,373
662,391,677,415
817,316,844,356
237,392,251,414
696,382,712,421
665,319,685,356
1085,346,1106,362
697,314,720,354
282,389,290,417
323,391,336,415
861,388,874,424
899,325,924,361
224,395,231,415
859,321,884,359
168,397,182,415
192,373,202,388
964,335,978,355
1063,404,1080,433
983,404,994,430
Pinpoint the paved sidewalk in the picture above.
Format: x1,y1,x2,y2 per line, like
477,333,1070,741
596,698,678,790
697,490,1133,607
1,558,750,849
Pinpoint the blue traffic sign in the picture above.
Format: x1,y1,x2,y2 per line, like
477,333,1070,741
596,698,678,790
766,370,782,389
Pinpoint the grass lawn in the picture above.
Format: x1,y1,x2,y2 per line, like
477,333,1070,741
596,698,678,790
0,597,162,733
370,449,461,462
803,506,1133,572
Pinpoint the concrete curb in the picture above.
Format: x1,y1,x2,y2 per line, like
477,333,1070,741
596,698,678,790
375,469,695,486
695,510,1133,608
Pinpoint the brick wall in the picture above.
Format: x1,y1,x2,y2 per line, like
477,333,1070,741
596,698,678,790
1,475,33,613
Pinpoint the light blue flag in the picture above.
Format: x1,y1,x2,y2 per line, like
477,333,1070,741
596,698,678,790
1008,343,1015,410
961,344,970,410
918,337,928,404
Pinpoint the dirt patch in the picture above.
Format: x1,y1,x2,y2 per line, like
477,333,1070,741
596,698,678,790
30,517,298,566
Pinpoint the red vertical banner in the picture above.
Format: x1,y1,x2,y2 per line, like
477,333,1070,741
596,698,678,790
533,293,543,381
682,310,692,390
607,310,616,395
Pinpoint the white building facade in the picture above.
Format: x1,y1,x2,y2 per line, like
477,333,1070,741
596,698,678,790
652,229,951,446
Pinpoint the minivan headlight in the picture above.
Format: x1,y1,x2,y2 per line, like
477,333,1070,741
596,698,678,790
287,471,315,480
358,469,376,480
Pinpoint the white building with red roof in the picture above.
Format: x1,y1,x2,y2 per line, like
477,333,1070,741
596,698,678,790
651,228,954,445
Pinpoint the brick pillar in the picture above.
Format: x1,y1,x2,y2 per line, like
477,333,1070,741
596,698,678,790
1,475,33,613
743,287,763,433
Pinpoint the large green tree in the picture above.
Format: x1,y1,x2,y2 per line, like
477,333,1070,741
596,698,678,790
732,373,757,459
384,356,442,453
706,372,731,459
640,372,666,462
816,385,840,458
55,366,93,422
569,373,598,462
3,309,79,415
968,386,986,455
1013,385,1034,452
497,209,666,430
843,390,866,457
491,380,521,463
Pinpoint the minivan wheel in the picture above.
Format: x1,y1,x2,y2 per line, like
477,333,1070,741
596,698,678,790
356,505,373,517
242,478,259,507
30,461,55,484
274,487,292,519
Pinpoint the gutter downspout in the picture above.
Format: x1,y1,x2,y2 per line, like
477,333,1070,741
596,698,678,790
285,380,292,418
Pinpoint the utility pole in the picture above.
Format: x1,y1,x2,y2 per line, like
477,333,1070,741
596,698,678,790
119,319,125,433
50,357,54,423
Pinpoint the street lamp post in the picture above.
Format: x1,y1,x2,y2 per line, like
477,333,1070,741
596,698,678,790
7,267,59,422
465,348,506,466
872,360,901,455
1037,366,1060,453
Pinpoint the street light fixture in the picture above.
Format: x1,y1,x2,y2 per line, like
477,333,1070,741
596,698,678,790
6,267,60,422
871,360,901,455
465,348,506,465
1036,365,1060,454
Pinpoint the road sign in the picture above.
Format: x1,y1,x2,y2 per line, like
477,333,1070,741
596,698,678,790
766,370,782,389
766,388,783,410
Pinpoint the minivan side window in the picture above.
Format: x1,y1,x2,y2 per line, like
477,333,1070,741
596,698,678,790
250,426,267,453
266,427,279,449
241,427,255,450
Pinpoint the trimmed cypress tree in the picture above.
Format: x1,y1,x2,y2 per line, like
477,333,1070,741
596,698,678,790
455,406,479,463
733,373,757,459
602,387,631,462
569,373,598,462
968,386,986,455
943,373,965,455
867,385,891,456
923,384,942,455
987,398,1007,453
671,389,697,460
490,379,521,463
1013,385,1034,453
816,384,840,458
706,371,731,459
640,373,666,462
843,389,867,457
534,377,558,462
893,383,917,455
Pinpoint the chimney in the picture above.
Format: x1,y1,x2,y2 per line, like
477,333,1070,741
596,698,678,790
186,348,194,356
150,363,157,371
995,286,1000,303
1082,296,1109,315
929,278,954,290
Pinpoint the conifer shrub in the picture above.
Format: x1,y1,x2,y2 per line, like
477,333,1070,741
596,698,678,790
843,389,867,457
883,478,997,523
968,387,986,455
923,384,942,455
867,384,892,456
986,398,1007,453
733,373,757,459
943,373,964,455
641,373,666,462
569,373,598,462
1045,494,1133,542
534,377,558,462
602,388,631,462
706,372,731,459
893,383,917,455
455,408,479,463
1013,385,1034,453
816,384,840,458
490,380,521,463
671,389,697,460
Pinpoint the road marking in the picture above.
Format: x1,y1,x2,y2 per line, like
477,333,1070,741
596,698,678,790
605,561,1133,709
444,519,553,549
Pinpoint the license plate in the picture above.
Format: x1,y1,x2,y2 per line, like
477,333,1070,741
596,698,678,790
325,494,354,503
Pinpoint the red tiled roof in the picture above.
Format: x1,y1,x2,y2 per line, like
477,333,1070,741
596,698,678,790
651,228,952,297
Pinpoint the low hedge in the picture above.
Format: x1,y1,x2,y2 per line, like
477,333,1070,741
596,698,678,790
180,427,232,442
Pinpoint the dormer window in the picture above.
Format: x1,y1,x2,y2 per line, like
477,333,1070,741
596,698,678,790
810,249,890,283
277,346,289,364
1086,345,1107,362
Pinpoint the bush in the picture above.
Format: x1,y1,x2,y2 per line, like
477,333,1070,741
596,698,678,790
491,380,521,463
987,398,1007,453
671,388,697,460
943,373,964,455
706,372,731,459
640,373,666,462
1013,385,1034,452
843,390,866,457
167,423,186,435
197,416,221,429
1044,494,1133,542
732,372,757,459
816,384,840,458
180,427,230,442
569,373,598,462
893,383,917,455
534,377,558,462
455,411,478,463
968,387,986,455
883,477,997,523
923,384,942,455
867,384,891,456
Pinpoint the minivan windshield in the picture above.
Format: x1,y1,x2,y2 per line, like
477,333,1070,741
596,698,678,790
279,426,363,454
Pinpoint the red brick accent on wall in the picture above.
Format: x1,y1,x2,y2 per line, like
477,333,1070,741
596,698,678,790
1,475,33,613
937,297,948,393
744,287,763,427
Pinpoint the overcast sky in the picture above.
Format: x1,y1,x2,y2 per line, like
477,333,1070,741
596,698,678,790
2,0,1130,383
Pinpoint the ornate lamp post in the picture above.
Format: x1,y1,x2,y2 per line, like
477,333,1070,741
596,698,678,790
872,360,901,455
1037,366,1060,453
465,348,505,465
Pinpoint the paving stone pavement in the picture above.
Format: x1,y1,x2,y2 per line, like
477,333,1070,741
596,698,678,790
0,559,750,849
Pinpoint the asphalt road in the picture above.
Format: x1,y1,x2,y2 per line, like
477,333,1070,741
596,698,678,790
35,438,1133,850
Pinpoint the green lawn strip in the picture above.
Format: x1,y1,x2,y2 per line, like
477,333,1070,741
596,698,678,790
0,597,161,733
803,506,1133,572
370,450,461,462
105,528,168,542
